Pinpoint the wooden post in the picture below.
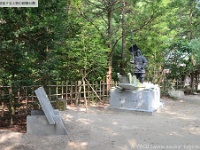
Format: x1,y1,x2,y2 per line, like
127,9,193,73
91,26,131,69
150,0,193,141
31,85,34,103
100,81,102,101
65,81,67,100
61,81,64,99
9,86,14,127
24,86,28,114
102,81,105,102
65,81,68,106
56,81,58,99
25,86,28,105
49,81,51,101
84,78,101,102
83,78,88,112
1,91,5,117
70,81,73,104
75,81,78,106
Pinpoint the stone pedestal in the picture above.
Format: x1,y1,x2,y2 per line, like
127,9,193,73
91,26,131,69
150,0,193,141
27,110,67,135
109,84,163,112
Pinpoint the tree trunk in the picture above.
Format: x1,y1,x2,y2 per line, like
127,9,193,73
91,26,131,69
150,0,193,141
106,0,114,91
106,57,113,91
76,81,82,106
189,3,193,40
121,0,126,76
190,72,194,94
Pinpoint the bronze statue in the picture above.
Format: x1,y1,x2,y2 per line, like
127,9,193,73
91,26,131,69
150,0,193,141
129,44,148,83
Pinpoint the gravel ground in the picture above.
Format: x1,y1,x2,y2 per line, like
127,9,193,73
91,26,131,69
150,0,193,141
1,95,200,150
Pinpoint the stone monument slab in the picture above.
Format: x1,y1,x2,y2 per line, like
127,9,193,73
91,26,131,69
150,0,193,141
35,87,56,124
26,87,67,135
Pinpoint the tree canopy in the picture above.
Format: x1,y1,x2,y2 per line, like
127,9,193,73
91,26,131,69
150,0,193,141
0,0,200,89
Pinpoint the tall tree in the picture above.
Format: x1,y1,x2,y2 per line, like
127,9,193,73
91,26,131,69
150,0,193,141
72,0,124,90
0,0,68,84
0,0,68,125
165,0,200,90
121,0,126,75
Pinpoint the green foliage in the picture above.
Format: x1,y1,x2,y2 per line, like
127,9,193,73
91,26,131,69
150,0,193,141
165,38,200,81
0,0,68,85
165,40,191,79
0,0,199,85
166,0,200,39
66,22,108,81
161,0,200,84
189,38,200,68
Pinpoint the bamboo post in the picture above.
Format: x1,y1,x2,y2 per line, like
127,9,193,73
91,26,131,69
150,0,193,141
25,87,27,110
65,81,68,100
87,81,89,101
70,81,73,104
75,81,78,106
1,102,5,118
106,81,109,101
61,81,64,99
102,81,105,102
83,78,88,112
92,81,94,101
100,81,102,101
31,85,34,103
84,78,101,101
9,86,14,127
1,91,5,117
49,81,52,101
56,81,58,99
95,81,98,102
17,87,20,103
24,86,28,114
65,81,68,106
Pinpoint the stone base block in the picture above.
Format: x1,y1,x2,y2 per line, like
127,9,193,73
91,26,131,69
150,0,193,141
109,85,163,112
27,110,67,135
56,98,66,111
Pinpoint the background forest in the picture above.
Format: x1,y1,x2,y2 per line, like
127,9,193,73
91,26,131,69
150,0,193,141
0,0,200,90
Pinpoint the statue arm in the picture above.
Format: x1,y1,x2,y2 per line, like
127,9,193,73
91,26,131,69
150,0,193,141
142,56,148,68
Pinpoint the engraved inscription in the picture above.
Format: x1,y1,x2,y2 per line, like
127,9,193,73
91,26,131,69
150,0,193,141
119,98,138,103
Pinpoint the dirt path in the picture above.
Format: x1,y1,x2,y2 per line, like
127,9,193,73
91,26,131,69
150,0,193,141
0,95,200,150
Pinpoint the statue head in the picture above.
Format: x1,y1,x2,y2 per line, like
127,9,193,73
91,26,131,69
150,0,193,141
134,49,142,56
129,44,139,53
